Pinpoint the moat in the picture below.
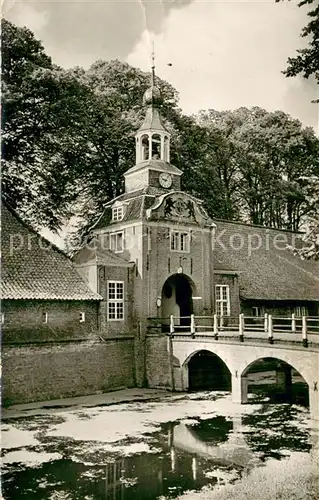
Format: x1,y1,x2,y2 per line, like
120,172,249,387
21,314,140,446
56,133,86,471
2,380,318,500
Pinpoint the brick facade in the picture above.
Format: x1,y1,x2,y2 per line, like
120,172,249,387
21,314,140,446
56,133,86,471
145,335,171,389
2,339,135,405
2,300,99,343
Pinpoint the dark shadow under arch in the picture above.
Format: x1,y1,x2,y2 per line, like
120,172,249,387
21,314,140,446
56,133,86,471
243,357,309,407
188,350,231,391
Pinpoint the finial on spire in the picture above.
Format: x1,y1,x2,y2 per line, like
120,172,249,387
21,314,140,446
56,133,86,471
143,39,162,107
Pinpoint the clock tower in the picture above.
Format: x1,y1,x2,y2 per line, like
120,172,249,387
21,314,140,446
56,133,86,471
124,61,182,193
85,56,215,378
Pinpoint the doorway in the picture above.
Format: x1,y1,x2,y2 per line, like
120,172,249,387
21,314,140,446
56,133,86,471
161,274,194,328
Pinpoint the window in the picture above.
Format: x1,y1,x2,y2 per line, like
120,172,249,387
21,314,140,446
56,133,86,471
79,312,86,323
215,285,230,316
171,231,189,252
252,306,263,317
1,313,4,324
112,206,123,222
294,306,307,317
109,232,124,253
107,281,124,321
42,312,48,324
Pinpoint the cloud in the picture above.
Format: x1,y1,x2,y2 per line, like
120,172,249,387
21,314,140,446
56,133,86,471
3,1,50,32
4,0,318,130
127,0,318,130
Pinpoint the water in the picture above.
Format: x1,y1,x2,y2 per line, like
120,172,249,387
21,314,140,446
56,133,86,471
2,391,316,500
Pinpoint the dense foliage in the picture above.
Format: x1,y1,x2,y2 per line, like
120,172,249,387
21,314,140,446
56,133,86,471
2,19,318,255
277,0,319,89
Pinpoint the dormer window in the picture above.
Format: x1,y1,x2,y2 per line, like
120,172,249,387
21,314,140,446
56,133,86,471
112,206,124,222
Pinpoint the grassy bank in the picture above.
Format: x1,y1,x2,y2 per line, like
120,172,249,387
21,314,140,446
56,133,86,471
174,452,319,500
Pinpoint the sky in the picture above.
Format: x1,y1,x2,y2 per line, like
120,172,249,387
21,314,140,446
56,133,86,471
4,0,319,133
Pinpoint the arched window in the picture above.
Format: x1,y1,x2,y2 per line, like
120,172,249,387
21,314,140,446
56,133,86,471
141,134,149,161
151,134,161,160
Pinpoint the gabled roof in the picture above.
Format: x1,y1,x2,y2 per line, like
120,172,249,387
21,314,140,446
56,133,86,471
1,202,102,301
213,220,319,301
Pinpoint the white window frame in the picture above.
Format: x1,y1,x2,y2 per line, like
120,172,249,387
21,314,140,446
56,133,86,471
107,280,124,321
252,306,263,317
42,312,48,324
294,306,307,317
1,312,4,324
215,285,230,316
112,206,124,222
79,312,86,323
109,231,124,253
170,231,190,253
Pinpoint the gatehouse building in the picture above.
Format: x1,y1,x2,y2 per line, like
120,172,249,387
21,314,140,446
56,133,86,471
2,65,319,416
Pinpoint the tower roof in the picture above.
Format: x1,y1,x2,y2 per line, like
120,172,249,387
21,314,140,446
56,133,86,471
143,83,162,107
137,106,169,134
137,48,168,134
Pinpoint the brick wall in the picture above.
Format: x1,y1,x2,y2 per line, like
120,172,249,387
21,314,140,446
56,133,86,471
145,224,214,319
2,300,99,343
2,338,135,405
145,335,171,389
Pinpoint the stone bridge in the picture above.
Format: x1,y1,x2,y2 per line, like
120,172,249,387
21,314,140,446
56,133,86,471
167,335,319,420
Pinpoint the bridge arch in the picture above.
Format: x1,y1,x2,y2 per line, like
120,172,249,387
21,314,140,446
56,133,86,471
240,354,312,389
171,340,319,419
182,349,231,392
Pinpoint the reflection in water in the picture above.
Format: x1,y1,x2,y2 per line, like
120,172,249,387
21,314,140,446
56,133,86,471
2,405,315,500
105,460,125,500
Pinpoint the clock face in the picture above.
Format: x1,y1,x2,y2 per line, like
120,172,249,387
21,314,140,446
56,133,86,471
159,172,172,188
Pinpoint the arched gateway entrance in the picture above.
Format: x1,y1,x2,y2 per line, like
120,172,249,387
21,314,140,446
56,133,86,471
161,274,194,328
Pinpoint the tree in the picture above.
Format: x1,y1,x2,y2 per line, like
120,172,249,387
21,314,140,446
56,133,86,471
1,19,97,229
277,0,319,93
196,107,319,230
2,21,185,231
276,0,319,257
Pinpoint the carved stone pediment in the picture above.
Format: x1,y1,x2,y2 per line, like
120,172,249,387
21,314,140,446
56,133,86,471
146,191,212,226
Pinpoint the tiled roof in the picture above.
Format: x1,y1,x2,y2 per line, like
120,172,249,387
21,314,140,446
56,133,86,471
73,241,133,268
213,220,319,301
1,202,102,301
92,187,166,230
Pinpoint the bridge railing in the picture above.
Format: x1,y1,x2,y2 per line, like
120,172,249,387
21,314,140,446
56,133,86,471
147,313,319,346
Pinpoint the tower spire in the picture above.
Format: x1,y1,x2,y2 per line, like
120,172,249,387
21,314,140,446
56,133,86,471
151,40,155,87
134,44,171,167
